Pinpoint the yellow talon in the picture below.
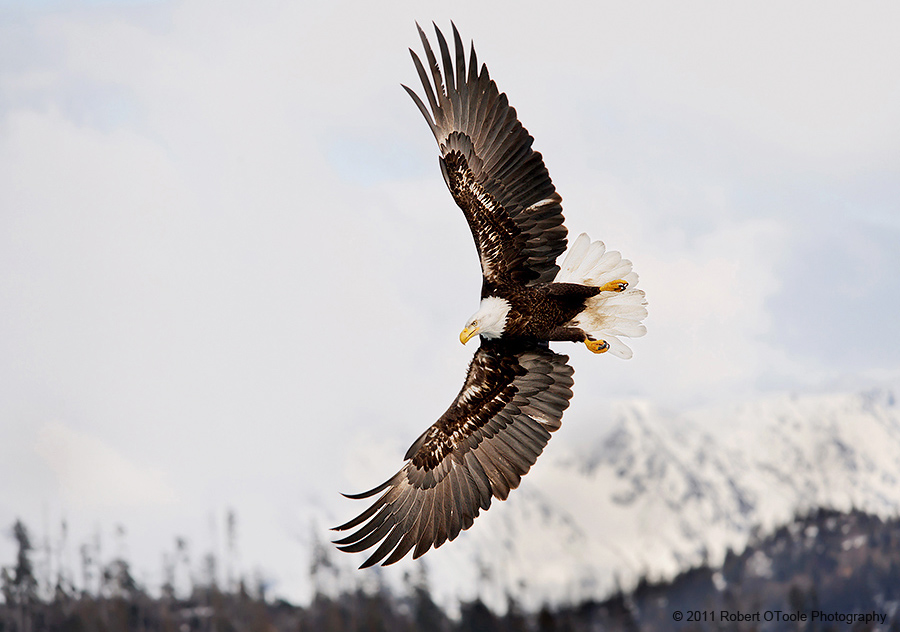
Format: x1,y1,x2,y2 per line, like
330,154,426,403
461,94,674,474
600,279,628,292
585,338,609,354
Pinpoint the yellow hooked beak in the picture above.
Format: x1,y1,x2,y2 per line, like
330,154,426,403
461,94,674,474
459,325,479,345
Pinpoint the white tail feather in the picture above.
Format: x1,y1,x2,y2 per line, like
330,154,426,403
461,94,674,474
555,233,648,358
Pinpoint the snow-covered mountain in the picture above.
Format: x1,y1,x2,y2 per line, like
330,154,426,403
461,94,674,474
306,385,900,613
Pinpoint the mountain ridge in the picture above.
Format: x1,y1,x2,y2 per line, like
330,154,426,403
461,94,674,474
319,384,900,613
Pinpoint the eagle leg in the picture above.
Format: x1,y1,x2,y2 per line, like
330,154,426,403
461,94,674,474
548,326,608,354
547,325,587,343
599,279,629,293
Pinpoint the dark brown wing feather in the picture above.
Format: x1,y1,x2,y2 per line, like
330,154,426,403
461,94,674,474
332,339,574,568
403,23,568,290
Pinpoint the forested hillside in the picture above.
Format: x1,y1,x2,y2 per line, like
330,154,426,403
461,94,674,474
1,509,898,631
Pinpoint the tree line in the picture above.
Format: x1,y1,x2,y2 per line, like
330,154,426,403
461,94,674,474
2,508,899,631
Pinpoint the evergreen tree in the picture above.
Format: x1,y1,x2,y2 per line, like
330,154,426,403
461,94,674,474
2,519,40,632
406,565,446,632
12,519,38,603
458,598,500,632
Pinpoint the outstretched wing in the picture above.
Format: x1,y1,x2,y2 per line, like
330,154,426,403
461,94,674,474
333,339,574,568
404,23,568,291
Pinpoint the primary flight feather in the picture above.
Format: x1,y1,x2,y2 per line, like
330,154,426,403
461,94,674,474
333,22,647,568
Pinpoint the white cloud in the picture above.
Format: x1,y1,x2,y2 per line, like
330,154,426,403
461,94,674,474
35,421,178,508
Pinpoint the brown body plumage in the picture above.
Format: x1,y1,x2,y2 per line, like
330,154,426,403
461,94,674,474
493,282,601,341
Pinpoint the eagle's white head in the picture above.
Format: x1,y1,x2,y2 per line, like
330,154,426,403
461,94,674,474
459,296,511,344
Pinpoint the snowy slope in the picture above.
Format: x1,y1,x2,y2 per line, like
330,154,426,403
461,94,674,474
304,385,900,612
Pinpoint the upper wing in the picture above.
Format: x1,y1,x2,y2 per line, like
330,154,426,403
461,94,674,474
332,339,574,568
404,23,568,290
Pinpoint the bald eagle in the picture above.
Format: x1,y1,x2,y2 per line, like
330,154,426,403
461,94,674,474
333,23,647,568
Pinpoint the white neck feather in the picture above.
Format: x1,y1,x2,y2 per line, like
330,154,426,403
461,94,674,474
466,296,511,339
